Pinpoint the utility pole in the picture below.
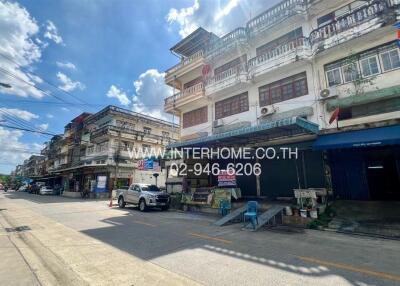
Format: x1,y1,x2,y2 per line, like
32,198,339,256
114,122,126,189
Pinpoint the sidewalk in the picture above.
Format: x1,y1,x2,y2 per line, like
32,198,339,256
0,197,199,286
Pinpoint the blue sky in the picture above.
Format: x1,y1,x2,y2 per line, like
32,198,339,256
0,0,277,173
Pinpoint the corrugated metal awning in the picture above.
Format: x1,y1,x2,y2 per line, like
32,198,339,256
313,125,400,150
169,117,319,148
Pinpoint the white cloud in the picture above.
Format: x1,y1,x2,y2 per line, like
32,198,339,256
56,61,76,70
106,85,131,106
166,0,281,38
61,107,69,112
215,0,240,21
0,127,42,174
46,114,54,118
0,108,39,121
132,69,173,121
36,123,48,131
44,20,63,44
0,1,45,98
56,72,85,92
166,0,200,38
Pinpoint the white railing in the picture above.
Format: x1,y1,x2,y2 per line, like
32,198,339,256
165,50,204,75
248,37,309,67
206,28,247,57
206,65,246,86
247,0,308,36
164,82,204,106
310,0,398,45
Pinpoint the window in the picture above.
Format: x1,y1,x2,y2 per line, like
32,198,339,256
214,55,247,76
342,63,359,83
143,127,151,134
259,72,308,107
215,92,249,119
182,106,208,128
162,131,170,138
360,56,380,77
326,68,342,87
380,49,400,71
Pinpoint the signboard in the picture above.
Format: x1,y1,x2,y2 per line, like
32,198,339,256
144,159,153,170
153,161,161,172
137,160,144,170
95,175,107,192
217,170,236,187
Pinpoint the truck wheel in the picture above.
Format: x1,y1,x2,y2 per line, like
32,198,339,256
161,205,169,211
118,197,126,208
139,199,147,212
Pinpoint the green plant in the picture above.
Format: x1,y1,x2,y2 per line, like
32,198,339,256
342,53,377,97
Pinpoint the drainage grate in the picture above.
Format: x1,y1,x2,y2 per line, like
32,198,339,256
5,226,31,233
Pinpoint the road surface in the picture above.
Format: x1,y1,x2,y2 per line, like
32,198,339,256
1,191,399,285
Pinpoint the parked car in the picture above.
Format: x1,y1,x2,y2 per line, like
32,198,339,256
18,185,28,192
39,186,54,195
115,183,170,211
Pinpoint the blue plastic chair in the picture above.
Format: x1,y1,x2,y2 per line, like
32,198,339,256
243,201,258,229
219,199,231,217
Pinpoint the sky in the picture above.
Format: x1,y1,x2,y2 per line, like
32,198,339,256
0,0,279,174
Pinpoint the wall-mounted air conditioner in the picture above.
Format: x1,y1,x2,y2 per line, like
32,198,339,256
319,87,338,100
260,106,276,117
213,119,224,128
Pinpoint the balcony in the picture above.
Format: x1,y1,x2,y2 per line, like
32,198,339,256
165,50,205,84
205,64,248,96
248,37,311,80
164,82,205,113
247,0,308,38
206,28,247,59
310,0,399,51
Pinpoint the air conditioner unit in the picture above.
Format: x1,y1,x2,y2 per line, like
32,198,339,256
319,87,338,99
213,119,224,128
260,107,276,117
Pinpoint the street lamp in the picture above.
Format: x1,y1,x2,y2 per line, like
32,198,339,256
0,82,12,89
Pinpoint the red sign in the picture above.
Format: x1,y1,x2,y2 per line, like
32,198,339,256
137,160,144,171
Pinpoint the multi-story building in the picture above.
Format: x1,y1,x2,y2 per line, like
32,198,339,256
23,155,45,178
164,0,400,200
59,105,179,194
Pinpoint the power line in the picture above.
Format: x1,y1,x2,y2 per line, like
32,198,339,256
0,67,74,105
0,52,92,107
0,109,57,138
0,124,56,136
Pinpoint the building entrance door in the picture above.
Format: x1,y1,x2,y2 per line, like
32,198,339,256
365,149,400,200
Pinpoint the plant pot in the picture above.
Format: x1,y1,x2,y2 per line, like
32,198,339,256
300,209,308,218
310,209,318,219
285,206,293,216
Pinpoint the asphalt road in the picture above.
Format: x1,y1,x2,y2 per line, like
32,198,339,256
1,190,400,286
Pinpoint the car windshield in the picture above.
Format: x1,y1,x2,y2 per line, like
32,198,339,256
141,185,160,192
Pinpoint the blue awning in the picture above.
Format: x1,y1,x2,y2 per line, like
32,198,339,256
313,125,400,150
169,117,319,148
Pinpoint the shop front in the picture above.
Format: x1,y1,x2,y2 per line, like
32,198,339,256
168,117,327,210
314,125,400,200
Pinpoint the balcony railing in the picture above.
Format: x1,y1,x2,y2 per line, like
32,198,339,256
248,37,310,68
164,82,204,106
206,64,247,86
310,0,398,46
247,0,308,36
165,50,204,76
206,28,247,57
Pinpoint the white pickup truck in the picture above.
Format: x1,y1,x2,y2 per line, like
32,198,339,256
115,183,170,211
